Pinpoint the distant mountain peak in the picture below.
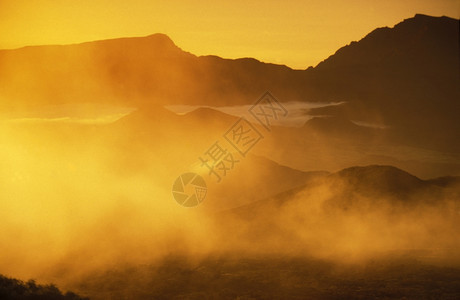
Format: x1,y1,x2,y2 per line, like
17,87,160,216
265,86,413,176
412,13,453,20
145,33,173,40
333,165,426,195
183,107,239,123
143,33,177,46
72,32,185,55
337,165,420,179
315,14,459,69
396,13,458,30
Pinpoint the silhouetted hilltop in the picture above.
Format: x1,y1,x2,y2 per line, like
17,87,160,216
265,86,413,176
328,165,433,205
114,105,180,127
111,105,240,145
308,14,460,151
182,107,240,125
315,14,458,71
335,165,424,190
0,33,298,109
224,165,455,218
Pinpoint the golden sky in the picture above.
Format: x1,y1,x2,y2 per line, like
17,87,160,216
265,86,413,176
0,0,458,69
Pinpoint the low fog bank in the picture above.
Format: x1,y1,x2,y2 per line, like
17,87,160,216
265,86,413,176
0,115,459,298
60,170,459,298
213,167,460,263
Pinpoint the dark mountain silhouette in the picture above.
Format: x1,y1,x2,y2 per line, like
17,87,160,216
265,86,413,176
223,165,456,219
181,107,240,125
333,165,426,195
0,14,458,150
113,104,181,130
306,14,460,151
113,105,240,131
0,34,301,110
324,165,443,209
109,105,241,153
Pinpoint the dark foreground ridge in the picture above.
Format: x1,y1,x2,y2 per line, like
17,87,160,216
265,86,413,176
68,256,460,300
0,274,88,300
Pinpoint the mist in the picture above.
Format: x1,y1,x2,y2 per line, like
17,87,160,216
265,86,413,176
1,14,459,299
1,106,458,298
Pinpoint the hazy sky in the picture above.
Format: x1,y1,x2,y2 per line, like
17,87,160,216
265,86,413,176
0,0,458,69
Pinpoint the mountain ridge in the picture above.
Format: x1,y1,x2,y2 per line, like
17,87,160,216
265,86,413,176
0,14,458,151
221,164,457,219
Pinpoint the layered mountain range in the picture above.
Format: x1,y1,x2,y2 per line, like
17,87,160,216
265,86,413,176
0,14,458,152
